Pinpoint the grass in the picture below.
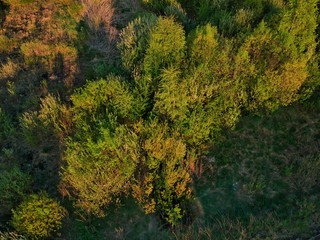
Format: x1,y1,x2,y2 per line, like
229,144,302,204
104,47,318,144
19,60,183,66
196,97,320,239
60,198,172,240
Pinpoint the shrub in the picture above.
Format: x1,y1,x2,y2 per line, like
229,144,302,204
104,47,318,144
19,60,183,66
143,17,186,78
20,41,52,66
0,59,20,79
132,120,192,227
20,94,70,146
118,14,158,75
62,124,140,216
153,68,189,122
0,35,17,53
187,23,219,66
11,193,67,239
61,77,138,216
164,3,187,24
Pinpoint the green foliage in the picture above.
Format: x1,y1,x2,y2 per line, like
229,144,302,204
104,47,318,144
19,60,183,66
182,27,244,145
143,17,186,78
132,120,192,226
1,0,318,236
0,167,31,216
62,76,194,225
62,124,140,216
118,14,158,76
11,193,67,239
238,7,318,111
279,0,318,55
153,68,189,122
163,3,187,24
71,76,135,125
187,24,219,66
20,95,68,146
37,94,70,135
61,77,139,216
279,0,319,99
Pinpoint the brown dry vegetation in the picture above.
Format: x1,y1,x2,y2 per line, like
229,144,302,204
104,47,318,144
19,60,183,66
80,0,141,60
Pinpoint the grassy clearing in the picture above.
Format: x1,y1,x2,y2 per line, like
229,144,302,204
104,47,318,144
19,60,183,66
194,97,320,239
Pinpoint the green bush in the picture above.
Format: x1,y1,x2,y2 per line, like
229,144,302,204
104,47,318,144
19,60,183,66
11,193,67,239
61,77,139,216
143,17,186,78
118,14,158,75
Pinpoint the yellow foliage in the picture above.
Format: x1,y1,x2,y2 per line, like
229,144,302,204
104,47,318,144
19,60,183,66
21,41,51,58
0,59,20,79
0,35,17,53
11,193,67,239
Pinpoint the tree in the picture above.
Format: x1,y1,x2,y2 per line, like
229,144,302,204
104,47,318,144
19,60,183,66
118,14,158,77
60,76,194,225
141,0,181,13
278,0,319,99
181,25,244,147
61,124,140,216
132,120,192,226
238,0,319,112
153,68,189,122
60,76,139,216
143,17,186,79
187,24,219,67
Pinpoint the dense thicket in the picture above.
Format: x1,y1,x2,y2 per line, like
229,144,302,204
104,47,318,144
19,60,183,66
0,0,319,238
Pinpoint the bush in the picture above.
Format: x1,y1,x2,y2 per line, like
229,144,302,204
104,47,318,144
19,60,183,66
61,77,138,216
0,59,20,79
118,14,158,75
143,17,186,78
132,120,192,227
11,193,67,239
0,35,16,53
20,41,52,66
